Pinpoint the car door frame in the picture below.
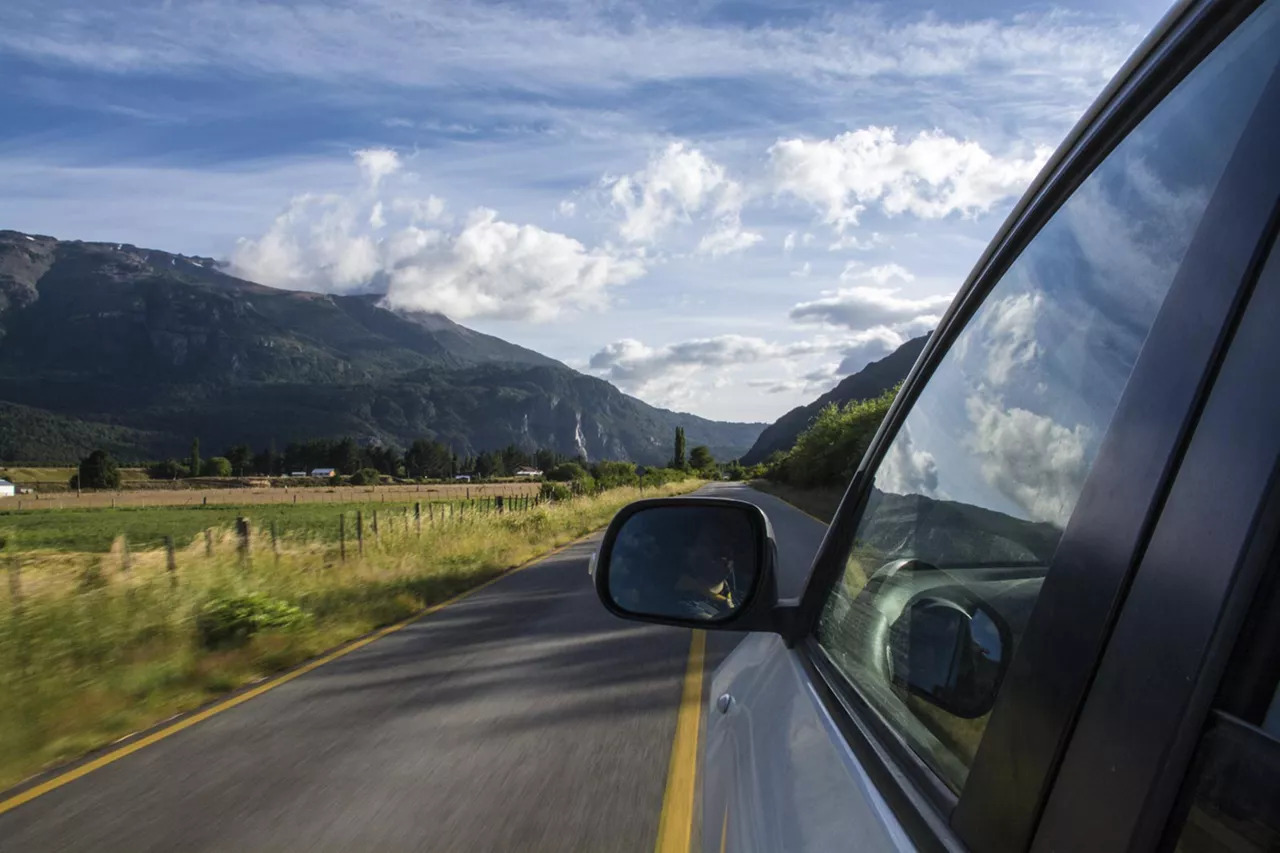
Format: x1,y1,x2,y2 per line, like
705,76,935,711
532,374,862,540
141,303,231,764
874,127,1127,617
771,0,1280,851
1030,186,1280,853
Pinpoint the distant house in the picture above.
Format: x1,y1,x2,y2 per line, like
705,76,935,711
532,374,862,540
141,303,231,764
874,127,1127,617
454,474,472,482
514,467,543,478
0,479,14,498
310,468,337,478
289,471,307,478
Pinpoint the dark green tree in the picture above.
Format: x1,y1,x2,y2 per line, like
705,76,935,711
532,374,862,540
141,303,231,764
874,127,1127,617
147,459,188,480
406,439,454,479
331,437,361,475
475,451,505,479
500,444,531,473
671,426,687,470
535,449,560,472
253,440,282,476
78,449,122,490
204,456,233,477
362,445,400,475
689,445,715,471
190,437,201,478
225,444,253,476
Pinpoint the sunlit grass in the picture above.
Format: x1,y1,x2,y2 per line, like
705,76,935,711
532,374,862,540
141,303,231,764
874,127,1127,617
0,481,700,791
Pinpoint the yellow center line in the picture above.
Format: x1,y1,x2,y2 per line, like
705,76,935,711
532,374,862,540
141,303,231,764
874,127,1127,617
0,535,595,817
654,629,706,853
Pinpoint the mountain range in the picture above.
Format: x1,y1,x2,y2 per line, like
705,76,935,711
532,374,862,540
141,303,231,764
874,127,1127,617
0,230,765,466
739,334,928,465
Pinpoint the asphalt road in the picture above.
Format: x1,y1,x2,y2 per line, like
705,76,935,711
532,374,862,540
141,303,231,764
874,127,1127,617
0,484,827,853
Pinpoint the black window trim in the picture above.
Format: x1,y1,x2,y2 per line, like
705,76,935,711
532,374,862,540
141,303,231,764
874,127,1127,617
1031,188,1280,852
782,1,1276,851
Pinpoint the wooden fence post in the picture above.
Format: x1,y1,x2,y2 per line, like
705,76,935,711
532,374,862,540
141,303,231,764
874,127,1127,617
415,502,422,536
165,536,178,587
205,528,214,557
339,514,347,562
356,510,364,556
497,495,504,514
372,509,380,540
236,517,252,568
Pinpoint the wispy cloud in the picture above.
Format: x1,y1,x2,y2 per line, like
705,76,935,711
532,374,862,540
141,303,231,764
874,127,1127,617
0,1,1140,107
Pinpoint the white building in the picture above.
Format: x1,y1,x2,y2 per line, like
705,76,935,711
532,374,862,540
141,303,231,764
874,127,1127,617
514,467,543,478
310,468,337,478
0,479,14,498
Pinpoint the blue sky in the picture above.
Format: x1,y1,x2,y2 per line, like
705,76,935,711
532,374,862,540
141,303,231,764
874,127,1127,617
0,0,1173,422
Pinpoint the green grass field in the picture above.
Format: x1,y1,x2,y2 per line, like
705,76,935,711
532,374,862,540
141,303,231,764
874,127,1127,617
0,496,524,553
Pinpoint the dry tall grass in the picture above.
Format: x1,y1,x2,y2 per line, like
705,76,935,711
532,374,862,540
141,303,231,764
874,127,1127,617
0,481,700,791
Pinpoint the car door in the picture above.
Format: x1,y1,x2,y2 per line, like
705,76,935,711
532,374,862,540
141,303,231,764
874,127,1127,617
703,1,1280,851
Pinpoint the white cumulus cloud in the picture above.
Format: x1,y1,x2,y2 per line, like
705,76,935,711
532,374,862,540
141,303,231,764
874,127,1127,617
231,149,645,322
771,126,1050,232
965,396,1090,528
354,147,402,188
606,142,760,256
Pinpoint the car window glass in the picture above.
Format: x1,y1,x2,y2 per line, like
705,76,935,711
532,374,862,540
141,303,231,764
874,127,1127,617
1167,552,1280,853
815,1,1280,794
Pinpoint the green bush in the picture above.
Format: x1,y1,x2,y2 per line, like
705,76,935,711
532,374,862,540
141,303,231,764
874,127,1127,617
771,386,897,488
591,460,639,490
348,467,382,486
147,459,189,480
540,482,572,502
639,467,687,488
195,593,310,649
547,462,589,482
203,456,233,477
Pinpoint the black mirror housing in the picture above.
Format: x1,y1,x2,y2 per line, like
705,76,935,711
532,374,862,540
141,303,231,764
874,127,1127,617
592,497,786,634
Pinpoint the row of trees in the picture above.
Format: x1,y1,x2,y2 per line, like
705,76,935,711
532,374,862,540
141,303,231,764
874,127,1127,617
70,423,735,491
669,426,716,474
142,438,580,482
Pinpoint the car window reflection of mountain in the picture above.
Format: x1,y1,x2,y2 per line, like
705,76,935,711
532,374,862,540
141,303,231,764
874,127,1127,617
856,488,1062,568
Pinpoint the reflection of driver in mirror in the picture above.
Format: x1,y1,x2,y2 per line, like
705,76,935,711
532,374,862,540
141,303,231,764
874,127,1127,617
673,522,743,617
609,507,755,621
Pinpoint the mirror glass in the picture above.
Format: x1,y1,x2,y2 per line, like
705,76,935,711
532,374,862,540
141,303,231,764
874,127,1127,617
886,596,1007,719
605,505,759,622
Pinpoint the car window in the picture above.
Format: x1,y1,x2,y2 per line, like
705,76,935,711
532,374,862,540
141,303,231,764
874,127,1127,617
1166,555,1280,852
814,0,1280,795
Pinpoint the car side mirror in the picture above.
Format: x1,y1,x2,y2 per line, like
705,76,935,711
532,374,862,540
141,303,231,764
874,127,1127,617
592,497,782,633
886,591,1010,719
